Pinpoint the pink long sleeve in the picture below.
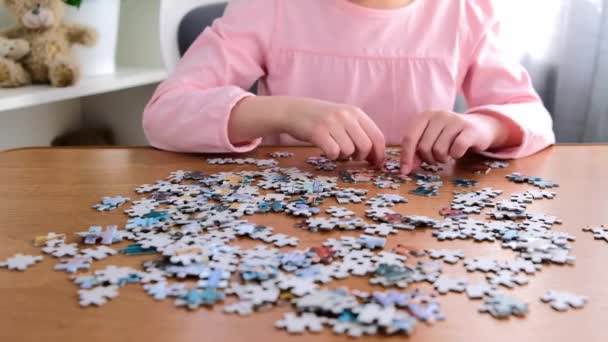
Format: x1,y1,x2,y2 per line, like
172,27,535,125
461,1,556,159
143,0,275,153
143,0,555,157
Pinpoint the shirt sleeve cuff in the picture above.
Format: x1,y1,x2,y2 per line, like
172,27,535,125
466,103,556,159
219,89,262,153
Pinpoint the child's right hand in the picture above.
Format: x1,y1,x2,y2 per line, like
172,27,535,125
279,98,386,166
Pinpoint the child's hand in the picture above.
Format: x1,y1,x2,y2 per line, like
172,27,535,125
280,98,386,166
400,111,511,174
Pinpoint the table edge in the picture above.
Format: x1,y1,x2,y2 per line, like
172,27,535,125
1,143,605,155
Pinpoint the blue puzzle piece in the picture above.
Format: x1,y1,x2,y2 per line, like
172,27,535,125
73,275,101,289
337,310,357,322
257,201,272,213
176,288,225,309
126,217,165,230
119,244,157,256
117,273,142,286
409,186,439,197
240,264,278,281
259,200,286,213
414,173,441,182
143,210,170,220
92,196,130,211
452,178,479,187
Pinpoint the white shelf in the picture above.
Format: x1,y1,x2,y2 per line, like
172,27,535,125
0,66,167,112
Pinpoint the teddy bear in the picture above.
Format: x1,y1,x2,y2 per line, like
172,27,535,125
0,36,30,87
0,0,97,88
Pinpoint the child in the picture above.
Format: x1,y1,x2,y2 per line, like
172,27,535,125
143,0,555,174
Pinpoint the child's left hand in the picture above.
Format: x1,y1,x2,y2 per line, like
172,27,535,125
400,110,513,174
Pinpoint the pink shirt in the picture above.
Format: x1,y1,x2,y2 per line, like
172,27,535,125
143,0,555,159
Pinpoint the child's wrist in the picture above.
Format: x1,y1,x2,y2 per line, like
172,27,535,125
272,97,292,134
465,113,511,148
273,96,311,135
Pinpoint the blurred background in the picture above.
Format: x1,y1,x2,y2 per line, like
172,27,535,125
0,0,606,150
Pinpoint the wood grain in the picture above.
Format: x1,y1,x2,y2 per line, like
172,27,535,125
0,146,607,342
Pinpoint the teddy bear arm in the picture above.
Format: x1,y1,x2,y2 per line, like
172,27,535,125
64,23,98,47
8,39,31,60
0,27,25,40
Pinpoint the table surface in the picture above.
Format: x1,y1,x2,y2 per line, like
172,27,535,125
1,146,607,342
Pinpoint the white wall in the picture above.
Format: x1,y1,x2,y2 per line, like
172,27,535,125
82,85,157,146
159,0,225,70
0,8,14,26
0,101,82,150
118,0,164,68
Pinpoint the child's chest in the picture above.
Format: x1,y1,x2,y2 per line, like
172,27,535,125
271,2,466,69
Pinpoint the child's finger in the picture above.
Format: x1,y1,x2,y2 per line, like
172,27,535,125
330,127,356,160
449,128,476,159
412,154,422,171
432,125,463,163
357,114,386,167
416,118,444,165
400,116,429,174
344,121,373,161
311,131,341,160
365,140,385,169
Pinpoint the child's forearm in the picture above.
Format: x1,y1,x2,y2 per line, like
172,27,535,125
228,96,289,145
466,113,522,149
228,96,386,166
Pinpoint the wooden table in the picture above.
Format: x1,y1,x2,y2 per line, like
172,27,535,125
1,146,607,342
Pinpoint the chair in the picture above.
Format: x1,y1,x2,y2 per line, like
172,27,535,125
158,1,227,72
178,3,228,57
163,1,258,93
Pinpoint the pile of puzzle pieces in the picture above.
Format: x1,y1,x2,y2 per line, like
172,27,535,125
1,149,597,337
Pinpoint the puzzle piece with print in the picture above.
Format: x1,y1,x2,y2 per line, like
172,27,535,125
479,293,528,319
54,256,92,273
93,196,130,211
34,232,66,247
